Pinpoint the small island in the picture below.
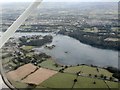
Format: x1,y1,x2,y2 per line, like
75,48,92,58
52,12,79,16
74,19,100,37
44,45,56,49
64,51,68,53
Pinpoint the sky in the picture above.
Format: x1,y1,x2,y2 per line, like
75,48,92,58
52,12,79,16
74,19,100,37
0,0,119,3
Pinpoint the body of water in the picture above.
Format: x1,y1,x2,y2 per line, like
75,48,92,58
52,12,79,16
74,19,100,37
15,32,118,68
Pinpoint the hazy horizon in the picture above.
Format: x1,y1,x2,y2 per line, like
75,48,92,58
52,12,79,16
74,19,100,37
0,0,119,3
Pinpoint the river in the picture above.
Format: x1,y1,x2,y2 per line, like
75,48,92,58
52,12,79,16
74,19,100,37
14,32,118,68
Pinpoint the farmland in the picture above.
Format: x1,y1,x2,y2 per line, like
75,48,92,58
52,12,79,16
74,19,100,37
5,61,119,89
39,58,63,71
3,49,119,89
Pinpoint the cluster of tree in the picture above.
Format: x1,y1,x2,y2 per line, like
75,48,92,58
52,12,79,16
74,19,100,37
2,53,12,59
17,24,61,32
19,35,53,46
106,67,120,81
11,49,51,69
58,29,119,51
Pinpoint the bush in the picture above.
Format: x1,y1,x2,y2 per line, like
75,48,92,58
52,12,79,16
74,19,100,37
113,73,120,81
93,81,96,84
89,74,92,77
107,67,120,73
74,79,77,83
104,76,107,80
65,66,68,69
59,69,64,73
100,74,104,78
94,75,97,78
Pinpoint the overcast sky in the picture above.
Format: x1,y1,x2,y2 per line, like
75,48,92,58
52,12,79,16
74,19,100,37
0,0,119,3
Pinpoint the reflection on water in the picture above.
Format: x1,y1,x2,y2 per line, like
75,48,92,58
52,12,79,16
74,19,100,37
15,32,118,68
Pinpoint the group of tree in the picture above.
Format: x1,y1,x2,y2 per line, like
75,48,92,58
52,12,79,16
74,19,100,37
19,35,53,47
106,67,120,81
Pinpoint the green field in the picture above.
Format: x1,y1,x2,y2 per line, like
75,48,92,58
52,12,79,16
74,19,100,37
21,46,33,51
26,52,34,57
98,68,113,77
7,78,28,88
7,72,119,89
64,66,83,74
39,59,63,71
3,61,17,69
20,25,31,29
83,28,98,33
40,73,76,88
62,65,115,79
2,57,12,65
105,81,119,88
40,72,118,89
6,59,119,89
73,76,108,88
80,66,100,76
64,65,99,76
6,64,119,89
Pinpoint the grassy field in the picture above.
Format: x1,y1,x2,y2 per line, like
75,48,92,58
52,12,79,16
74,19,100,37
80,66,100,76
5,59,119,89
105,81,119,88
7,72,119,89
3,61,17,71
40,73,76,88
6,63,119,89
35,85,49,89
64,66,83,74
21,46,33,51
7,78,28,88
26,52,34,57
2,57,12,65
98,68,113,77
74,76,108,88
83,28,98,33
39,59,63,71
20,25,31,29
56,65,115,78
64,65,100,76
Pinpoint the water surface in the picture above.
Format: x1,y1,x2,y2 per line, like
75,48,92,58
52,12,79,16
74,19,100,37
15,32,118,68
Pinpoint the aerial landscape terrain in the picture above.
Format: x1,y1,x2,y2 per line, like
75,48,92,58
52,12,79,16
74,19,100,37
1,2,120,89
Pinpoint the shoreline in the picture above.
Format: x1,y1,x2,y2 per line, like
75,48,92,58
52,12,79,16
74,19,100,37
67,34,119,51
15,32,119,51
48,56,119,70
